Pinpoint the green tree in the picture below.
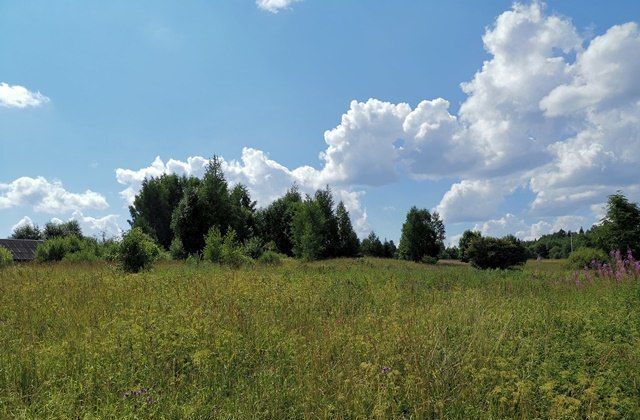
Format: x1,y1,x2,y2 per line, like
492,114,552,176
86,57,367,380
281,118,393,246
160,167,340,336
291,198,326,261
467,235,528,269
255,185,302,255
458,230,481,262
198,156,232,236
128,174,186,249
591,192,640,256
229,184,256,243
43,220,82,239
335,201,360,257
314,186,340,258
11,223,42,240
361,232,384,257
171,182,208,255
117,228,160,273
398,207,445,262
203,226,223,263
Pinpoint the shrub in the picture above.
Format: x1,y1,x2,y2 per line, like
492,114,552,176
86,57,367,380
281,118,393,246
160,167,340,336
170,238,187,260
36,236,87,262
63,248,99,262
421,255,438,265
203,227,223,263
220,229,245,268
243,237,264,259
566,247,608,270
117,228,160,273
467,235,528,269
258,250,283,265
0,247,13,269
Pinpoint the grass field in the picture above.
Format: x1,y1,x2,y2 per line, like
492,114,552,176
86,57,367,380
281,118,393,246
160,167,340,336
1,258,639,418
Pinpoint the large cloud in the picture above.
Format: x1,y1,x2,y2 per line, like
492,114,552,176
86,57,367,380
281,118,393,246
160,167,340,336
0,82,49,108
0,177,108,213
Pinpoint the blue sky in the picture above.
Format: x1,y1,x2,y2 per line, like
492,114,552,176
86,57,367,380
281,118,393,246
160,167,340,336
2,0,640,244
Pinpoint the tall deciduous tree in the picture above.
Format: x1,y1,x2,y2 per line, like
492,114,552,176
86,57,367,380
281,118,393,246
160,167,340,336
11,223,42,240
256,185,302,255
128,174,186,249
291,197,326,261
458,230,481,262
591,192,640,256
398,207,445,262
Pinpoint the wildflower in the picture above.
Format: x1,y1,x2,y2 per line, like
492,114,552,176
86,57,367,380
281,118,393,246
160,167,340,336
381,366,391,374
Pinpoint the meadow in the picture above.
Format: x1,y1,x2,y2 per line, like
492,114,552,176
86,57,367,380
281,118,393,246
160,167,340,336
0,258,639,419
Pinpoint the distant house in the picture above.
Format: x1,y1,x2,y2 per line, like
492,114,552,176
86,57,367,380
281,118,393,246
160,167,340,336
0,239,44,261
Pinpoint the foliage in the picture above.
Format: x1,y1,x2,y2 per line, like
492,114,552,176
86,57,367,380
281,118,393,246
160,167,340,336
11,223,42,240
220,229,246,268
336,201,360,257
291,198,326,261
242,236,264,259
439,246,460,260
169,238,187,260
458,230,481,262
361,232,395,258
314,186,340,258
43,220,82,239
591,192,640,256
257,250,283,265
1,259,639,418
171,182,207,255
128,174,187,249
63,248,99,262
36,236,87,262
467,234,528,269
421,255,438,265
398,207,445,262
0,247,12,269
566,247,609,269
117,228,160,273
255,186,302,256
203,227,223,263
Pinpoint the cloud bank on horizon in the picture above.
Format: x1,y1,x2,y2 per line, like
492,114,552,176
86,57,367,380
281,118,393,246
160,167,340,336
113,1,640,241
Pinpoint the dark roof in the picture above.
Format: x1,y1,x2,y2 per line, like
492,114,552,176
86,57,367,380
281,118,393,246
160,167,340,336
0,239,44,261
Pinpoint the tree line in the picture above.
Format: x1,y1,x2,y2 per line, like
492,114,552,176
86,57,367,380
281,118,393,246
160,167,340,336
117,156,445,269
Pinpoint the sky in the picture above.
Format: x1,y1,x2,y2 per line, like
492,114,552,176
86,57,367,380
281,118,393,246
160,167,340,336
2,0,640,245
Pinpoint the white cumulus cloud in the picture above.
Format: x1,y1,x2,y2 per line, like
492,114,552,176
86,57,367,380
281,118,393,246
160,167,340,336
256,0,301,13
0,177,108,213
0,82,49,108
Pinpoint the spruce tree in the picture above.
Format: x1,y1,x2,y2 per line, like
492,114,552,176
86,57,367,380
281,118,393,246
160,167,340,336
336,201,360,257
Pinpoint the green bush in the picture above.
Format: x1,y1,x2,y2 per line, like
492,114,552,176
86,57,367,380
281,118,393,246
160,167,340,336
170,238,187,260
117,228,160,273
63,248,99,262
257,250,283,265
421,255,438,265
36,236,88,262
467,235,528,269
203,227,223,263
0,247,13,269
220,229,245,268
566,247,608,269
243,237,264,259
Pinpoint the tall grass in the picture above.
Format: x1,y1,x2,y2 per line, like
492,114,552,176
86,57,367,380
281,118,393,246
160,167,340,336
1,259,638,418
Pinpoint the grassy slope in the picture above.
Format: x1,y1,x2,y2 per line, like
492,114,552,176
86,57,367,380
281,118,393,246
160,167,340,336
0,259,638,419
